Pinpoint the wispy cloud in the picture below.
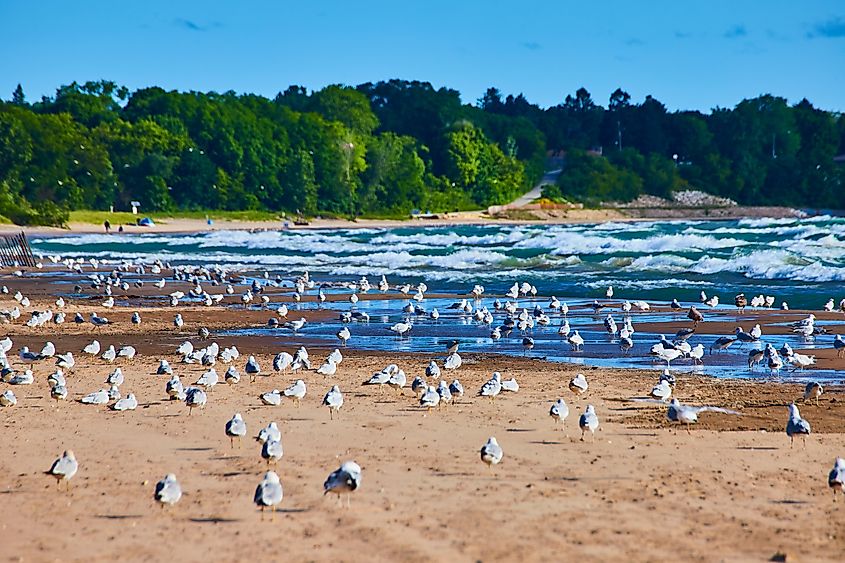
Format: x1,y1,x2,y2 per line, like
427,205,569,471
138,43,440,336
807,16,845,38
520,41,542,51
625,37,645,47
674,31,691,39
724,24,747,39
174,18,221,32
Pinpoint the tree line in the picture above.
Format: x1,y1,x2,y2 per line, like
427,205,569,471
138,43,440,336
0,80,843,226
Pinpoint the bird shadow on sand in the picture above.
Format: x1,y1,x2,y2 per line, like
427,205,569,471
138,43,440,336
506,428,536,433
176,447,214,452
770,499,809,505
96,514,144,520
736,446,779,451
190,517,242,524
530,440,568,445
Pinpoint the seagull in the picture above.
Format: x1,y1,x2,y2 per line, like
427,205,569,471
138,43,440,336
0,389,16,407
261,439,284,465
388,321,412,338
260,389,282,406
829,458,845,501
157,359,173,375
283,379,307,406
568,330,584,351
411,375,427,396
449,379,464,401
425,360,441,380
55,352,75,370
436,380,452,406
709,336,736,354
324,461,362,507
50,384,68,405
687,306,704,327
479,372,502,400
420,385,440,410
337,327,351,346
273,352,293,373
246,355,261,382
667,399,740,434
195,368,219,390
185,387,207,415
46,450,78,490
549,398,570,431
480,437,503,470
256,421,281,445
117,345,136,360
804,382,823,405
101,345,117,363
388,369,407,393
688,344,705,364
166,375,185,400
254,471,284,519
834,335,845,358
569,373,588,395
748,349,765,370
443,352,462,370
323,385,343,419
522,337,535,354
786,403,811,448
80,388,109,405
225,413,247,447
173,314,184,329
579,405,599,441
154,474,182,507
650,379,672,402
112,393,138,411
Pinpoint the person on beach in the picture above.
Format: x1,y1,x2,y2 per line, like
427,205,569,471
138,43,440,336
104,220,111,233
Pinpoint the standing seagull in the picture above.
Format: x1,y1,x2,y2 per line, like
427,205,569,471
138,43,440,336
254,471,284,520
804,382,824,406
46,450,78,490
786,403,811,448
154,474,182,508
579,405,599,442
829,458,845,501
324,461,362,507
480,437,503,471
225,413,247,448
245,355,261,383
549,398,570,432
323,385,343,419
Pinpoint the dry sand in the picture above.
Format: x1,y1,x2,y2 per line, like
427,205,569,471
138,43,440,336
0,204,803,237
1,286,844,562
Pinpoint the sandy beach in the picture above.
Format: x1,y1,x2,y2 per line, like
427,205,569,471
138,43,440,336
1,275,843,562
0,204,806,237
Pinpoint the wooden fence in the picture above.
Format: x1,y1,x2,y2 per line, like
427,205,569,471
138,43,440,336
0,232,37,267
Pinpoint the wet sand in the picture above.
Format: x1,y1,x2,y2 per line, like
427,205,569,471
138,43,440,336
1,283,844,562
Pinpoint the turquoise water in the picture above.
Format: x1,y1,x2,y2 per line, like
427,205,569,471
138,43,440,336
32,215,845,310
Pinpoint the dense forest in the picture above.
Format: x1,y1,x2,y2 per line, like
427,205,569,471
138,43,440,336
0,80,843,226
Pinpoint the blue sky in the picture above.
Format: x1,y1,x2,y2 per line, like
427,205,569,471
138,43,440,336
1,0,843,111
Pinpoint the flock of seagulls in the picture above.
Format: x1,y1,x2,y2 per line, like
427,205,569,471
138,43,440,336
0,254,843,520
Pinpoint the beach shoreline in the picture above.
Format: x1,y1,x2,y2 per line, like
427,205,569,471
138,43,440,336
0,205,808,236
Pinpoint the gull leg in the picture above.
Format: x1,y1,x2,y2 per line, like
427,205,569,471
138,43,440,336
790,436,794,448
580,429,585,442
